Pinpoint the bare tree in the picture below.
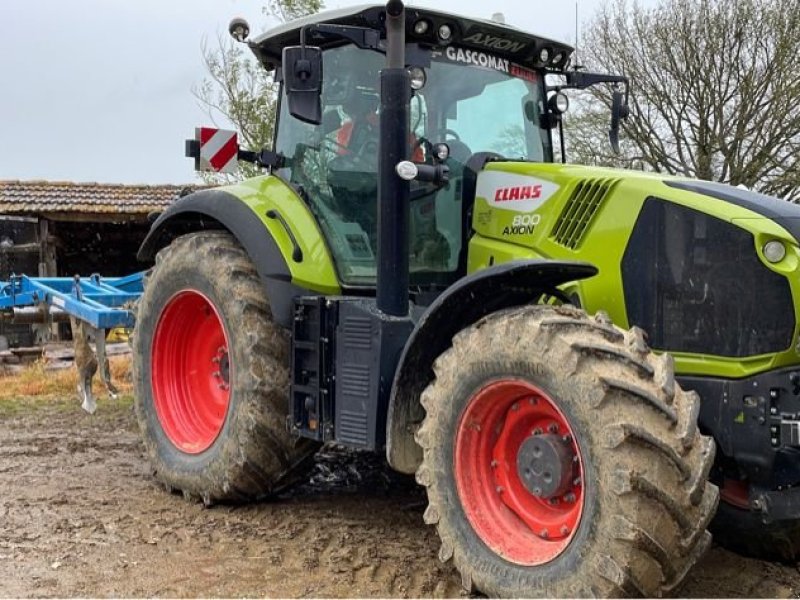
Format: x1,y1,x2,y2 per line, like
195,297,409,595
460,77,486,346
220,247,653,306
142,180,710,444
194,0,323,181
567,0,800,200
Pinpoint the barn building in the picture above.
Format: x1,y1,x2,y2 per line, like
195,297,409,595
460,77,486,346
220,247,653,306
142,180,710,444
0,180,196,346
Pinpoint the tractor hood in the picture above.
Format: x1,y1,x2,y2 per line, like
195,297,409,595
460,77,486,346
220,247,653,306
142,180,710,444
664,179,800,245
469,162,800,253
468,161,800,379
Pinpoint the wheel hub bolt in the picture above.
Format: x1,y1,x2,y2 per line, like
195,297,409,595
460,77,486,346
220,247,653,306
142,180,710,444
540,528,549,539
548,423,559,433
528,397,538,405
532,427,543,435
562,434,572,443
560,525,570,536
563,492,576,503
511,403,519,411
573,476,582,486
549,497,559,505
490,459,498,468
496,486,505,493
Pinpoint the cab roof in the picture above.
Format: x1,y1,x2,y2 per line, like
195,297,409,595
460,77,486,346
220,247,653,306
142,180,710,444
249,4,574,72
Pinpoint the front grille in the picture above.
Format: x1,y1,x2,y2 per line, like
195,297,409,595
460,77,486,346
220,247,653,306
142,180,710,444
551,178,620,249
622,197,796,357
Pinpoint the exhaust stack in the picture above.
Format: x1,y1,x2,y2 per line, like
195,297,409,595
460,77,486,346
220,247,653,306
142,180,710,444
376,0,411,317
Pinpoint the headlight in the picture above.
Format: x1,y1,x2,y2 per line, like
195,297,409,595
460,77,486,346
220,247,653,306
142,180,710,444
764,240,787,263
538,47,551,64
408,66,426,90
548,92,570,114
413,19,430,35
437,24,453,43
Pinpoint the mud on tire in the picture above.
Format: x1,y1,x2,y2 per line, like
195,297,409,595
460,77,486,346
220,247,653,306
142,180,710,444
415,305,718,597
133,231,317,503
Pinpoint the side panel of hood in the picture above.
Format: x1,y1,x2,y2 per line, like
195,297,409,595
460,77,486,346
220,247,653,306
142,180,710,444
665,180,800,244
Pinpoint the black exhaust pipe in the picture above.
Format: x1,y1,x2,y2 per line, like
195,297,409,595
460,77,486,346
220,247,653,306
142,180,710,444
376,0,410,317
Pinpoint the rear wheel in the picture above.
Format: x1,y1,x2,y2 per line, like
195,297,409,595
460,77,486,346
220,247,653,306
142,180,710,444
133,231,317,503
415,305,718,597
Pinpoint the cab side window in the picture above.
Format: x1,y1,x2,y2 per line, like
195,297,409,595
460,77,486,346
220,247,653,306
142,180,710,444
275,45,383,285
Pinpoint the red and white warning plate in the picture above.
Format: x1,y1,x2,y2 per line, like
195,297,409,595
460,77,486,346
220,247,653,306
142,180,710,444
196,127,239,174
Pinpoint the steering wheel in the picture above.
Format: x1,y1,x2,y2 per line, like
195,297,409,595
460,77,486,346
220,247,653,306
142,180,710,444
434,128,461,142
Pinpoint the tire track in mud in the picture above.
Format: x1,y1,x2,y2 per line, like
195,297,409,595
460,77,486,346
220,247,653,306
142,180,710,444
0,397,797,598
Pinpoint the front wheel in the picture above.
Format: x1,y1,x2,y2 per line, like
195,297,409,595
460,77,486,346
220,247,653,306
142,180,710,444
415,305,718,597
133,231,317,503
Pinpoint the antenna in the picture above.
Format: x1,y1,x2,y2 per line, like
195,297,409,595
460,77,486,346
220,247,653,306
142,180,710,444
574,2,580,69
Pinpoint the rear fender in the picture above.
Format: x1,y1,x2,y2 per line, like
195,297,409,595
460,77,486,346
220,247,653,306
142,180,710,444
138,179,340,328
386,260,598,474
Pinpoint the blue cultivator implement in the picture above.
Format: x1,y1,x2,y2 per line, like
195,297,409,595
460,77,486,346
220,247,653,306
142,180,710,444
0,272,145,413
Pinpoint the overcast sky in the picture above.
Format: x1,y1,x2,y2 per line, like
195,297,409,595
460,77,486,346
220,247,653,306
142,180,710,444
1,0,610,185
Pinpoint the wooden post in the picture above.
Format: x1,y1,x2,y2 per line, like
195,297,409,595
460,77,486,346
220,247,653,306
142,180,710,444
38,218,57,277
37,218,60,341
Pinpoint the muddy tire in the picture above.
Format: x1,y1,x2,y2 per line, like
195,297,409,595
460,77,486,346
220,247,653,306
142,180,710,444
711,500,800,563
415,305,718,597
133,231,317,503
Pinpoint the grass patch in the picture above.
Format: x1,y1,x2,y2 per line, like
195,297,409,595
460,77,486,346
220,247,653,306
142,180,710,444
0,393,135,417
0,355,134,407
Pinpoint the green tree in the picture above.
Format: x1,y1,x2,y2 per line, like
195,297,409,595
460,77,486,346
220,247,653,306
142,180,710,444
194,0,323,181
567,0,800,200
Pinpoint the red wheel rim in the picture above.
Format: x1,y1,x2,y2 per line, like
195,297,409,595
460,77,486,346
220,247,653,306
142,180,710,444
151,290,231,454
454,379,584,566
720,478,750,509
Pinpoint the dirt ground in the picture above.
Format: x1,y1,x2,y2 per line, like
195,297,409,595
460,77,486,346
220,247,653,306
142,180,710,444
2,395,800,598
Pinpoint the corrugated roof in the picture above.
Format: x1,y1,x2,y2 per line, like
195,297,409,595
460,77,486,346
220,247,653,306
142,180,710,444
0,180,202,215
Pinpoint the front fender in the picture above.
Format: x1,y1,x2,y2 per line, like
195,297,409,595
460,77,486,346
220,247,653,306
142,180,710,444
386,260,598,474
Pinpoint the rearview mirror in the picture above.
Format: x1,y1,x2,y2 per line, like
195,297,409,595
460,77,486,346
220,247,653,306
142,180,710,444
609,88,629,154
282,46,323,125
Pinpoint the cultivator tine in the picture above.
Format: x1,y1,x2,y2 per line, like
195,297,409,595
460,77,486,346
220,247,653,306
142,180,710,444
71,317,98,414
95,331,119,399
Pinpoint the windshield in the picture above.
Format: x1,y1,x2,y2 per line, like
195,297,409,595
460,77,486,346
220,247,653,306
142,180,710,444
274,43,548,286
420,46,549,162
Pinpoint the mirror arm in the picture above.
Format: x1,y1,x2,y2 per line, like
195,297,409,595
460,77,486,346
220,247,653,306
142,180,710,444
557,70,631,155
237,148,286,170
564,70,628,90
302,24,382,51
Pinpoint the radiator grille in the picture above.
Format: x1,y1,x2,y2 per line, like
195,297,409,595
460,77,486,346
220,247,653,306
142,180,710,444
551,178,620,249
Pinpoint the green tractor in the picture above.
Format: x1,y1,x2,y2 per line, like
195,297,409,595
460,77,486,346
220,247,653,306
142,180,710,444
132,1,799,595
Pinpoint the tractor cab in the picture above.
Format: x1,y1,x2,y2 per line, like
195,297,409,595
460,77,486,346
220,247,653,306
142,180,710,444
247,5,595,287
